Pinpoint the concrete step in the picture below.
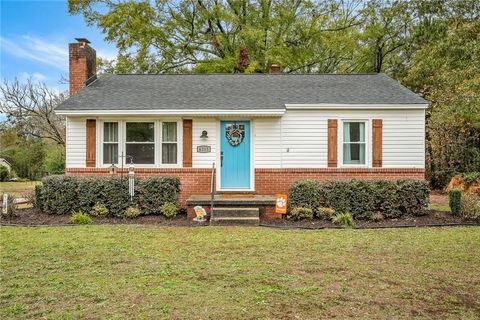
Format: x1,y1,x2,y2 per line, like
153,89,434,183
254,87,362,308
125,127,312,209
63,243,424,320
212,207,260,218
210,216,260,226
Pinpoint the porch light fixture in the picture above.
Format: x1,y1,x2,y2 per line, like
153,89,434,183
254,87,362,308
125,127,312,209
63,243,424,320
109,163,117,175
200,130,208,139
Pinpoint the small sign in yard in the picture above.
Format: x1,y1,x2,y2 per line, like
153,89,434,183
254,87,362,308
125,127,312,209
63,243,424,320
197,145,211,153
275,194,287,214
2,194,8,215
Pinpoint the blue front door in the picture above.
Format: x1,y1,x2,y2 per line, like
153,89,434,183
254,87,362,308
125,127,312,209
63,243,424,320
220,121,251,189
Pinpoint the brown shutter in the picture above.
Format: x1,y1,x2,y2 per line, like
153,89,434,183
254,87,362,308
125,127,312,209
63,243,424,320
372,119,383,167
86,119,96,167
183,119,193,167
328,119,338,167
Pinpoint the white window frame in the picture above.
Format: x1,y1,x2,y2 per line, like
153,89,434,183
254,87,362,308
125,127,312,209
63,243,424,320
101,121,121,166
339,119,370,168
161,121,179,165
97,119,182,168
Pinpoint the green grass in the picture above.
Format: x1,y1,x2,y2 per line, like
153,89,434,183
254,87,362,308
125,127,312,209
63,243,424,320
430,203,451,212
1,226,479,319
0,181,39,197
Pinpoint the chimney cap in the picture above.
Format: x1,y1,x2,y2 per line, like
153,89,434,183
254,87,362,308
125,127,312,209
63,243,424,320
75,38,91,44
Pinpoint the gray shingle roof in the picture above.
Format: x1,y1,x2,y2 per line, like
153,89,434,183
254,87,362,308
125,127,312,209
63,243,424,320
56,73,427,111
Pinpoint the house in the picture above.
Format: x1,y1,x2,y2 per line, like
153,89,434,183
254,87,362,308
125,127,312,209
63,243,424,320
56,38,427,222
0,158,12,172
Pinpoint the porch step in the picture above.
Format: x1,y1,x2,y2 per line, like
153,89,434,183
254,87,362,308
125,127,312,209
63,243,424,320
210,207,260,226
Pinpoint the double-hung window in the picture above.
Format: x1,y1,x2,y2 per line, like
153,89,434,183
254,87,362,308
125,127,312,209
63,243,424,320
162,122,177,164
343,121,366,165
125,122,155,164
103,122,118,165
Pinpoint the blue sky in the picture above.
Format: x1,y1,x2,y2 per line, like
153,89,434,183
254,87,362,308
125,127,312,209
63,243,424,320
0,0,117,92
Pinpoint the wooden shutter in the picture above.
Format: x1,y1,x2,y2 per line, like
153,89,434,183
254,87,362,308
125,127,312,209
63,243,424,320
372,119,383,167
183,119,193,167
328,119,338,167
86,119,96,167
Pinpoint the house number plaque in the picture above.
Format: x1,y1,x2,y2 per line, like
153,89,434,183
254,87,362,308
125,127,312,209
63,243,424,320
197,145,211,153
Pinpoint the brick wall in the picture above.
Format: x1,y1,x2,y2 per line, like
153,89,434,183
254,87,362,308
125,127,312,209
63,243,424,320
66,167,424,207
255,168,425,195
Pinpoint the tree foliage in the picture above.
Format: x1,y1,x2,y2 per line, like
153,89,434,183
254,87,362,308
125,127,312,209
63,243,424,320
0,79,66,146
63,0,480,187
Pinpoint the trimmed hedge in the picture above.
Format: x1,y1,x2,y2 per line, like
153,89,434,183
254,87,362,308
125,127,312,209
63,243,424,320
448,189,462,215
40,175,180,217
288,179,430,219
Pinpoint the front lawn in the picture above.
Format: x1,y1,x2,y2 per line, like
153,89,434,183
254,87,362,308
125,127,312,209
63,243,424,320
1,226,479,319
0,181,39,197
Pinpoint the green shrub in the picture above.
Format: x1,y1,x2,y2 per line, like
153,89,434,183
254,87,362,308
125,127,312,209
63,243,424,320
396,180,430,216
460,194,480,221
160,202,178,218
41,175,79,214
317,207,335,219
449,189,462,215
71,211,92,224
332,212,355,228
39,175,180,216
288,180,322,212
34,184,43,209
138,177,181,214
289,179,430,219
0,165,9,182
90,202,109,217
463,172,480,185
288,207,314,220
124,206,141,219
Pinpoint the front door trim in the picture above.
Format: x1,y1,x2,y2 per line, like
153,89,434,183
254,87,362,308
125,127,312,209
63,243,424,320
216,119,255,192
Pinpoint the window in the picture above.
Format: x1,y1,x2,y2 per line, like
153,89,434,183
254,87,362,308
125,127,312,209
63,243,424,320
162,122,177,164
103,122,118,164
343,121,366,165
126,122,155,164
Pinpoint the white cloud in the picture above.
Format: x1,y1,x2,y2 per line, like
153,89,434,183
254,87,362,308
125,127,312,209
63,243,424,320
0,36,68,71
17,72,47,83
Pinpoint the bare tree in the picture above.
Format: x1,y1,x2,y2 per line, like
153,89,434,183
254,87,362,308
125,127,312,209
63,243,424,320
0,79,66,146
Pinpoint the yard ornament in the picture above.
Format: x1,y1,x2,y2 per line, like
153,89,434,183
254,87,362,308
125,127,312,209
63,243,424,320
193,205,207,222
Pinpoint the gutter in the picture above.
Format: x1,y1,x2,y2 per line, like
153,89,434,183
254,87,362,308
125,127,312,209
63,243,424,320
55,109,286,116
285,103,429,110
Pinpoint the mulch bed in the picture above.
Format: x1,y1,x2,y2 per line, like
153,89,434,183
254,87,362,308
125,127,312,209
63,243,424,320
1,208,192,227
2,208,479,228
263,211,479,229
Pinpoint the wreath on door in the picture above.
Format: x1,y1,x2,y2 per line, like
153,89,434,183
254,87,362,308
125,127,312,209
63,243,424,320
225,124,245,146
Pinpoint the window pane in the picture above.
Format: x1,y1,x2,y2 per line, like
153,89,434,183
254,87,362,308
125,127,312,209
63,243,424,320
162,122,177,142
103,143,118,164
126,143,155,164
344,122,365,142
162,143,177,164
126,122,154,142
343,143,365,165
104,122,118,142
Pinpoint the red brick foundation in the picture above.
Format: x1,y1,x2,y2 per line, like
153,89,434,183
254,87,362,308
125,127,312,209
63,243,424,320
66,167,424,209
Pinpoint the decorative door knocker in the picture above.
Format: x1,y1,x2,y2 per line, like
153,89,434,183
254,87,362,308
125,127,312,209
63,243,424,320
225,123,245,146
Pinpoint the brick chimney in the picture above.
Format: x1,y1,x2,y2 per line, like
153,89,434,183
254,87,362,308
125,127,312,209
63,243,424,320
69,38,96,96
269,64,281,74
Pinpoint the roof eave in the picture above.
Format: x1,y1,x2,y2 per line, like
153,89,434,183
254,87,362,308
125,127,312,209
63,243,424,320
55,108,286,116
285,103,428,109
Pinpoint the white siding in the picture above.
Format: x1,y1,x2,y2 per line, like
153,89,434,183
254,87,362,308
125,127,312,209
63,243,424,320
65,117,86,168
279,109,425,168
192,118,217,168
253,118,282,168
65,110,425,169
